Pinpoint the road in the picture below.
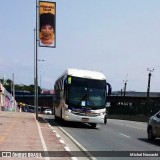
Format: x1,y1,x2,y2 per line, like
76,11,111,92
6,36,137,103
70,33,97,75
47,118,160,160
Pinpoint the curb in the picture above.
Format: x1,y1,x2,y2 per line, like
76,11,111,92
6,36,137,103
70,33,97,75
42,116,97,160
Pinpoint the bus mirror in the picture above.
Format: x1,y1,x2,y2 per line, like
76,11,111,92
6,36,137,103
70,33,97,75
106,83,112,96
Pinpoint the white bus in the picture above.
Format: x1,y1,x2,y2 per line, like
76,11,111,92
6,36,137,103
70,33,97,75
53,68,112,128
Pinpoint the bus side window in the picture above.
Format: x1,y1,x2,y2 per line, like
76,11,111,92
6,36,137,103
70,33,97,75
53,92,61,102
60,91,63,99
63,89,67,102
64,82,68,101
57,92,61,101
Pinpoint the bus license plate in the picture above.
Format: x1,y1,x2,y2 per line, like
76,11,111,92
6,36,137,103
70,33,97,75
82,118,89,122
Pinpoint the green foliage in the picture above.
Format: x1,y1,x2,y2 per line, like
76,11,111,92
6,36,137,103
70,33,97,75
0,78,42,94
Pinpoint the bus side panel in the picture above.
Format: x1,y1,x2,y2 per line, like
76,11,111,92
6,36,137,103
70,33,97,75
53,91,63,119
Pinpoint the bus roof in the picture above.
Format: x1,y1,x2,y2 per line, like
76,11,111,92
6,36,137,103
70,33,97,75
63,68,106,80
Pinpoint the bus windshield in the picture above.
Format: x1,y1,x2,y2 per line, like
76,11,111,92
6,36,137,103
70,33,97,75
67,76,106,109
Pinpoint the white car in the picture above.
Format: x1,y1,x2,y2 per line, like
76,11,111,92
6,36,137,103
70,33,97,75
147,110,160,141
44,109,52,114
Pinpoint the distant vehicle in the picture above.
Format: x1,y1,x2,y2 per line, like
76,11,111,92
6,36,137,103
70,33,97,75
27,105,41,113
27,105,35,113
147,110,160,141
44,109,52,114
53,68,112,128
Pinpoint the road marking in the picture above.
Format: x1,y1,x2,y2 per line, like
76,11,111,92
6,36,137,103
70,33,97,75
42,117,80,160
55,134,60,138
120,133,131,139
64,146,70,151
64,147,78,160
48,124,51,127
43,117,95,160
34,114,50,160
59,139,64,144
57,125,97,160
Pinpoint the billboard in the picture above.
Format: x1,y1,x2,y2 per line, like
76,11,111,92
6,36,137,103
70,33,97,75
39,1,56,48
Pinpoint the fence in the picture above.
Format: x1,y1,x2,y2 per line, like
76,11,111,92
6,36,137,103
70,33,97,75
108,97,160,122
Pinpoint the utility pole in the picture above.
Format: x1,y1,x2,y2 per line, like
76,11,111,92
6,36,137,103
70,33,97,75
38,59,45,91
123,74,128,97
12,73,15,112
123,74,128,105
147,68,154,99
34,27,36,109
35,0,38,120
120,89,123,105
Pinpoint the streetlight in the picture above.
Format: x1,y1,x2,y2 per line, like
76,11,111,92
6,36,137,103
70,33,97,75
34,27,36,110
34,30,45,118
35,0,38,120
147,68,154,99
123,74,128,97
38,59,45,62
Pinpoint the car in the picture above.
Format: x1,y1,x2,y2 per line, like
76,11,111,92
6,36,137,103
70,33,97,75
44,109,52,114
147,110,160,141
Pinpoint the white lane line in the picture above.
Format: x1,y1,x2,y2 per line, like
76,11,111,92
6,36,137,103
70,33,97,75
48,124,51,127
64,146,70,151
120,133,131,139
64,147,78,160
57,125,97,160
59,139,64,144
42,117,76,160
56,134,60,138
34,114,50,160
43,118,80,160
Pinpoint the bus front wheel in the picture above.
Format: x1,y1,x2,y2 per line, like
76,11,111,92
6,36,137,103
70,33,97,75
104,114,107,124
90,123,97,128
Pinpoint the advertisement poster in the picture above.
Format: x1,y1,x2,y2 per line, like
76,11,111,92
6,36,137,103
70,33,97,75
39,1,56,48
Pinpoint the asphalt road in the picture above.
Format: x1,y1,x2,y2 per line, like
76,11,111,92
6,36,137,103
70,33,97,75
47,118,160,160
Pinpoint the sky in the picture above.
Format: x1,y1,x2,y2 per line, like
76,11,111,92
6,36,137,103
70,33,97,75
0,0,160,92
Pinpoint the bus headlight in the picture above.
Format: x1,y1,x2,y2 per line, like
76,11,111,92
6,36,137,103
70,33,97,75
67,109,71,113
99,112,106,116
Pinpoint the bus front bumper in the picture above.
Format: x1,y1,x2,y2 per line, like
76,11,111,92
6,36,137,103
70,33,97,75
63,110,105,124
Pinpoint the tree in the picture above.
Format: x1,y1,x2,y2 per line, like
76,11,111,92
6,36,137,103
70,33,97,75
1,78,42,94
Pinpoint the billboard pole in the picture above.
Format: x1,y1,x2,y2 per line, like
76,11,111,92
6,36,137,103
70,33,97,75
34,27,36,109
35,0,39,120
36,1,56,119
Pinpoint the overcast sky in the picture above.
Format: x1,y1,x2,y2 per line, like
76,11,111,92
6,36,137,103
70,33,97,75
0,0,160,92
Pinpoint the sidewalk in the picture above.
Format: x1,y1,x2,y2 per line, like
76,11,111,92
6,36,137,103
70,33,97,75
0,111,72,160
